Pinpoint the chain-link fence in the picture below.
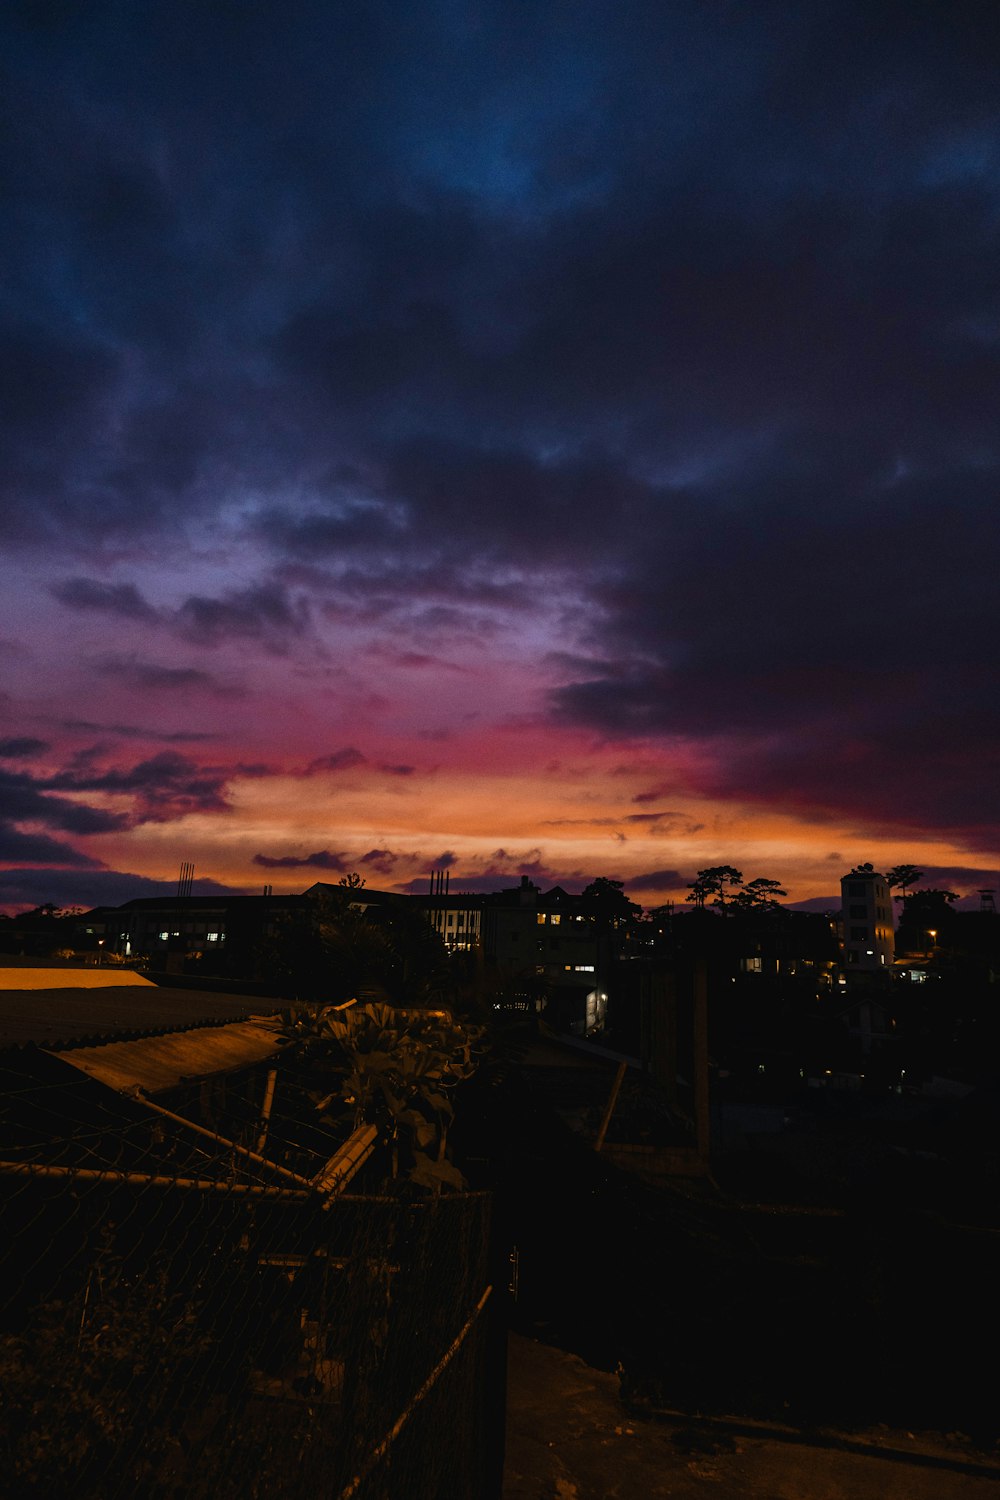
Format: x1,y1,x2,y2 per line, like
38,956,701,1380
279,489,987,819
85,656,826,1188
0,1045,501,1500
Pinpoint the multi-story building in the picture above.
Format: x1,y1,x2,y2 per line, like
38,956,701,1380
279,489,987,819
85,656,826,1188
75,893,309,971
840,867,894,974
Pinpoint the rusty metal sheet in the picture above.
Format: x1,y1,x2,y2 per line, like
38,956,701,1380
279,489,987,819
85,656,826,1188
58,1018,284,1095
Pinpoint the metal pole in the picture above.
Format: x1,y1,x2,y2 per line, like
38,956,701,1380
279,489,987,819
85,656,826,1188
133,1092,317,1191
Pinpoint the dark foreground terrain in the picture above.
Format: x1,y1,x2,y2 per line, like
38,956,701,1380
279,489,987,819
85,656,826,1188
502,1332,1000,1499
456,1037,1000,1466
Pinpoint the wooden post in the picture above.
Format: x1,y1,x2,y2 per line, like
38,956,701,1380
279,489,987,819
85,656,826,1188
594,1060,627,1152
255,1068,278,1153
692,957,710,1166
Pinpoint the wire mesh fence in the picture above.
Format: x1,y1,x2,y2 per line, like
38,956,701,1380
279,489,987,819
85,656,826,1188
0,1047,500,1500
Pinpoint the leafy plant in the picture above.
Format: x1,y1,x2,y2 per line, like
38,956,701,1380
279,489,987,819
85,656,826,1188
281,1001,487,1192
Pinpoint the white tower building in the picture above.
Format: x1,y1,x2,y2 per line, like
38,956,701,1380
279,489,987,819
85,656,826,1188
840,867,895,973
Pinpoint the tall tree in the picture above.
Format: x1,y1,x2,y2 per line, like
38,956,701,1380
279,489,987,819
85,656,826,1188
885,864,923,900
581,876,630,906
730,876,787,914
687,865,744,910
896,888,959,953
885,865,923,931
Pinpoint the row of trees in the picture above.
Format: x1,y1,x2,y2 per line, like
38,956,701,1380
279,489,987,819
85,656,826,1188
686,867,787,913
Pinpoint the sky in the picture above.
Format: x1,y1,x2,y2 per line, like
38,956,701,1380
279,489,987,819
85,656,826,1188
2,0,999,916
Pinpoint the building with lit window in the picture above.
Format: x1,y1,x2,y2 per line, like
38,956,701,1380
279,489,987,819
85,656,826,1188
840,868,894,974
75,893,309,972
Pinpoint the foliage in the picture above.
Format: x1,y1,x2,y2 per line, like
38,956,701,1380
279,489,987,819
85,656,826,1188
885,864,923,897
0,1252,215,1498
729,877,788,914
280,1000,487,1192
687,865,744,909
581,876,634,909
895,888,959,953
687,867,790,916
0,902,82,957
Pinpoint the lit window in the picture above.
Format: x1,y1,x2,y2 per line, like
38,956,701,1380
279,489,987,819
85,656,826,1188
574,964,595,972
550,914,561,925
536,914,547,925
206,932,219,943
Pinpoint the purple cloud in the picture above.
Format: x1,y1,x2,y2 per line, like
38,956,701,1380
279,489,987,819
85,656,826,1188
51,577,158,621
304,748,367,775
253,849,351,871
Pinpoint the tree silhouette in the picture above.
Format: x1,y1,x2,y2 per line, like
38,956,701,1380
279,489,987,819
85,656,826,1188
730,876,787,914
687,865,744,910
885,864,923,899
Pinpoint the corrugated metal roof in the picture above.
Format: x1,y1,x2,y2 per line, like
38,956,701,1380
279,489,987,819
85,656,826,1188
58,1018,284,1095
0,966,156,990
0,988,279,1047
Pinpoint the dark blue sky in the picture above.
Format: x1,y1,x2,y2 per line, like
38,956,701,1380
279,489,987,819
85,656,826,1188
1,1,998,912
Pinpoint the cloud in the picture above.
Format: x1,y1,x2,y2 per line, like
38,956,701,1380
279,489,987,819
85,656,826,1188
627,869,686,894
253,849,350,871
0,867,242,916
0,824,103,868
1,0,999,898
304,748,367,775
550,465,1000,844
54,575,312,653
0,738,49,758
64,720,215,743
51,577,158,621
0,767,127,835
174,582,310,650
358,848,404,875
0,323,121,540
251,846,418,878
95,659,237,695
45,751,240,823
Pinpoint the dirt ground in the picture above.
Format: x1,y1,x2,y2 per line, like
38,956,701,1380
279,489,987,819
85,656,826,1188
502,1333,1000,1500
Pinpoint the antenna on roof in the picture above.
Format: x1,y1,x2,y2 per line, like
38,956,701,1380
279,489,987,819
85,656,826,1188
177,860,194,898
